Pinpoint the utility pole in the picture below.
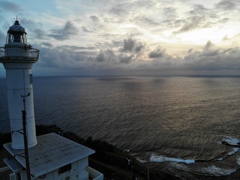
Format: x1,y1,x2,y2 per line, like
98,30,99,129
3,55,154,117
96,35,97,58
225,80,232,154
22,93,31,180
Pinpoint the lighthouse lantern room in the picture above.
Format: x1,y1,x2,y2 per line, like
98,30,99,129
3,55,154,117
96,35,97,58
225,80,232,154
7,19,27,44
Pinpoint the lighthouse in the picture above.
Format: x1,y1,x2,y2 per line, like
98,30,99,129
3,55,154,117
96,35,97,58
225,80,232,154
0,19,39,149
1,20,103,180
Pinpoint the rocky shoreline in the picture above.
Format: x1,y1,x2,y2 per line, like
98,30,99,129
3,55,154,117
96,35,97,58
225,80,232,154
0,125,178,180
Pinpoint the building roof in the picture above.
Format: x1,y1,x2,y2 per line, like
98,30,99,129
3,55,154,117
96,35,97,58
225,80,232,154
4,133,95,178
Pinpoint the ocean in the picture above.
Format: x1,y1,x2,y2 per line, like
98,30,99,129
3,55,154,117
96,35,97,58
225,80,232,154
1,76,240,178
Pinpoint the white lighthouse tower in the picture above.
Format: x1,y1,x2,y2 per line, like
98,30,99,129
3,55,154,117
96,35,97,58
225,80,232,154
1,20,103,180
0,19,39,149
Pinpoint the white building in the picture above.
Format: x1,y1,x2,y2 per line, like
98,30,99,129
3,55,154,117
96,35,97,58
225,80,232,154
0,20,103,180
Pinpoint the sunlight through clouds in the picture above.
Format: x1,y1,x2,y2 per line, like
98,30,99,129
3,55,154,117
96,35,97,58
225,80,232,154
1,0,240,77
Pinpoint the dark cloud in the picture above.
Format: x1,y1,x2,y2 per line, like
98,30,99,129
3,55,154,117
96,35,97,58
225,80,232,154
30,40,240,77
123,38,135,52
96,50,115,62
33,29,46,39
203,40,214,51
119,55,133,64
96,51,105,62
49,21,78,40
90,15,100,22
121,38,144,53
174,16,205,34
36,46,89,69
109,4,128,16
216,1,236,10
60,45,96,51
0,1,22,12
135,44,144,52
182,41,240,73
19,19,48,40
96,48,135,65
189,4,208,15
148,47,166,58
40,42,53,47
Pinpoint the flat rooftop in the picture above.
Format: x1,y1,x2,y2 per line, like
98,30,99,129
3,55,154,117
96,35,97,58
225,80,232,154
4,133,95,178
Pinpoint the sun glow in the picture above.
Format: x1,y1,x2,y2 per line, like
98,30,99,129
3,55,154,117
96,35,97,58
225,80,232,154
175,27,240,45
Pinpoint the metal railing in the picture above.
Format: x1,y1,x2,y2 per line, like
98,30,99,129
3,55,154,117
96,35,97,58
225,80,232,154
0,46,39,60
0,48,4,58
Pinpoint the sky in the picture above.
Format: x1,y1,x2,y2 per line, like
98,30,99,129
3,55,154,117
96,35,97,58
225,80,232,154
1,0,240,77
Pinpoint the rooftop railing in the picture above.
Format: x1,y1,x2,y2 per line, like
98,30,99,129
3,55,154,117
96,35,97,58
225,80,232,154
0,46,39,60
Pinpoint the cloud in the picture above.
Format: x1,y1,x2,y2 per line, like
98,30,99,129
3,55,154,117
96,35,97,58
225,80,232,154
203,40,214,51
148,47,166,58
2,0,240,77
60,45,96,51
96,50,116,63
0,1,22,12
19,19,48,40
163,7,177,19
35,45,92,70
96,50,107,62
90,15,100,22
189,4,208,15
49,21,78,40
33,29,46,39
223,34,240,42
182,41,240,73
121,38,144,53
29,38,240,77
81,26,93,33
174,16,205,34
109,4,128,16
122,38,135,52
216,1,236,10
40,42,53,47
119,54,133,64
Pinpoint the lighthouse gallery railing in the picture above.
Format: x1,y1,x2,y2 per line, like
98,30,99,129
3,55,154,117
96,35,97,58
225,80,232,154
0,46,39,60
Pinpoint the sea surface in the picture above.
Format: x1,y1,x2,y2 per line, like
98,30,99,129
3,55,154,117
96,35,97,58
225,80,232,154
1,76,240,178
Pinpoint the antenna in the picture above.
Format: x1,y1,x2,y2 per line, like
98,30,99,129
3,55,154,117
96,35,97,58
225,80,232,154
15,16,20,22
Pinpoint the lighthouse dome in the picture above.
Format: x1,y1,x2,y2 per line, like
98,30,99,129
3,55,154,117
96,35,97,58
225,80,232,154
7,20,27,44
8,20,26,34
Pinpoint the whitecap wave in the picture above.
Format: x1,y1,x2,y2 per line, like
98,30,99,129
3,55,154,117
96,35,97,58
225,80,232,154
136,158,147,163
150,154,195,164
236,157,240,165
228,147,239,156
216,147,239,161
222,137,240,146
201,165,236,176
169,162,189,171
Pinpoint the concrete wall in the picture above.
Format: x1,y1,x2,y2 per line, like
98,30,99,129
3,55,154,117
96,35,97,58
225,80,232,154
17,157,89,180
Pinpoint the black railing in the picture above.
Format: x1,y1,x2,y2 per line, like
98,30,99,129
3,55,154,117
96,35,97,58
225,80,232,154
0,47,39,60
0,48,4,58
